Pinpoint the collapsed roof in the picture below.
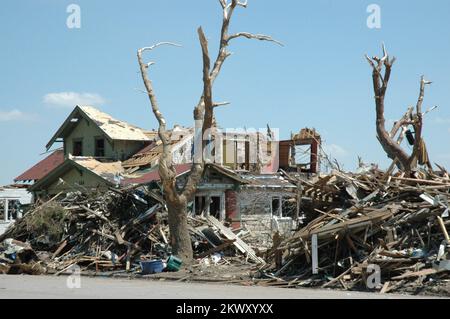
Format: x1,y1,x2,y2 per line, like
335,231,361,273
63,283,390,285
28,157,124,192
122,126,194,169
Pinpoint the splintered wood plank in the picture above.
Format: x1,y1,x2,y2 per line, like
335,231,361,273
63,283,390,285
206,215,265,264
437,216,450,242
391,268,439,280
52,240,67,259
380,281,390,294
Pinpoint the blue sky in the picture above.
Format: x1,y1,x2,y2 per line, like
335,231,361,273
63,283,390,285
1,0,450,185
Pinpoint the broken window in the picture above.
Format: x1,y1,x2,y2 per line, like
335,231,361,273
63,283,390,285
8,200,19,220
282,197,297,219
292,144,312,170
209,196,221,220
0,199,20,222
95,138,105,157
194,195,224,220
272,196,296,218
222,135,250,170
271,197,281,217
73,139,83,156
0,200,4,221
222,139,233,168
279,130,321,173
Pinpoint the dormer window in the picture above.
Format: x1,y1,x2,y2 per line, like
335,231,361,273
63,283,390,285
95,138,105,157
73,139,83,156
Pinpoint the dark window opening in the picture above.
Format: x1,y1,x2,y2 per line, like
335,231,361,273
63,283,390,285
209,196,221,219
195,196,206,215
292,145,312,171
272,197,281,217
73,140,83,156
95,138,105,157
195,196,222,219
0,201,5,221
8,200,19,220
267,140,272,156
282,197,297,219
0,200,20,221
243,138,250,170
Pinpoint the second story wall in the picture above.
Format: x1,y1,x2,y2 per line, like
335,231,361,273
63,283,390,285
63,118,148,161
64,118,113,158
113,140,149,162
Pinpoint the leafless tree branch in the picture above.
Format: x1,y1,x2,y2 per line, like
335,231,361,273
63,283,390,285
366,45,432,172
227,32,284,46
213,101,231,108
137,43,183,200
137,42,182,137
138,0,279,262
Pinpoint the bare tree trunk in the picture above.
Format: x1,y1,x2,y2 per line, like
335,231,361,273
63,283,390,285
166,198,192,262
366,45,432,173
137,0,281,264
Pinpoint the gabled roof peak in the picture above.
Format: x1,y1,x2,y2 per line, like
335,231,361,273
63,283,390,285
46,105,151,150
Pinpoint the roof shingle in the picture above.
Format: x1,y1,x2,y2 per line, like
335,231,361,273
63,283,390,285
14,149,65,182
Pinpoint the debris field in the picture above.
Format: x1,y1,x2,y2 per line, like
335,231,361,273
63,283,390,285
1,165,450,296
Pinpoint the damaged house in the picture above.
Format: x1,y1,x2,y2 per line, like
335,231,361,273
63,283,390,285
0,185,32,235
279,128,321,174
191,164,299,248
122,126,195,173
13,105,322,246
18,106,194,197
14,149,65,186
209,128,279,174
25,105,153,196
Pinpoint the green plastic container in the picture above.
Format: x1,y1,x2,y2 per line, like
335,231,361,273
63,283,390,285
166,255,182,272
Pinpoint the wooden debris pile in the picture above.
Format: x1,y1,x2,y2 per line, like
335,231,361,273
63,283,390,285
0,189,173,273
260,167,450,294
0,189,264,275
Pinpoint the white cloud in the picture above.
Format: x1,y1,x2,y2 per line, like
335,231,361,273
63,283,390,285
43,92,106,108
322,143,348,158
0,109,36,122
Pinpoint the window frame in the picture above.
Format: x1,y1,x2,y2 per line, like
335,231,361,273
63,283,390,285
72,138,83,156
94,137,106,157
